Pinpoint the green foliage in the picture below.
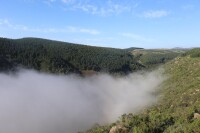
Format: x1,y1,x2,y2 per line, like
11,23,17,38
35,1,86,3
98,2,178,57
0,37,143,74
83,49,200,133
132,49,183,68
140,52,180,66
80,124,110,133
0,37,181,74
185,48,200,58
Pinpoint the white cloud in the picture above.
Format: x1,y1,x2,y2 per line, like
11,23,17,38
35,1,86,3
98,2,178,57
62,0,137,16
0,19,100,35
120,32,155,43
142,10,169,18
0,19,12,27
0,19,28,30
43,0,57,6
73,3,131,16
61,0,74,4
74,4,97,14
182,4,194,10
49,0,56,2
67,26,100,35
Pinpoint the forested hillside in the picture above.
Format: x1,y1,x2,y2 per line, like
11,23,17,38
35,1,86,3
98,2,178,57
131,49,185,68
0,37,144,74
83,48,200,133
0,37,184,75
1,37,197,133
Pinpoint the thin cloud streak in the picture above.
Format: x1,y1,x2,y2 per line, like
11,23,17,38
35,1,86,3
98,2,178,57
68,26,100,35
62,0,137,16
142,10,170,18
120,32,155,43
61,0,74,4
73,4,131,16
0,19,100,35
181,4,194,10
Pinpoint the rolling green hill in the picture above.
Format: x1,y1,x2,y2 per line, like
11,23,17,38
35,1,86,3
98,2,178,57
0,37,184,75
1,37,198,132
83,48,200,133
131,49,186,68
0,37,183,75
0,37,144,74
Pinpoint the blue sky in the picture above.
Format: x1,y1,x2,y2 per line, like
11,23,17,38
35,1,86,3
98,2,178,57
0,0,200,48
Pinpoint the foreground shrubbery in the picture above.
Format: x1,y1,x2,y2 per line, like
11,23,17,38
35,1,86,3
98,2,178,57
83,49,200,133
185,48,200,58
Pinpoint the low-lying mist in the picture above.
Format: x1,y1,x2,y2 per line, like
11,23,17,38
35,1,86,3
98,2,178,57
0,69,165,133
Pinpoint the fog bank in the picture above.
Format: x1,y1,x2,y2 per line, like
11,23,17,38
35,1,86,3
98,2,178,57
0,69,164,133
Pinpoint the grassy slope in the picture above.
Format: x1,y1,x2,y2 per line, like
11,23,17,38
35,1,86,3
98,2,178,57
155,55,200,132
83,50,200,133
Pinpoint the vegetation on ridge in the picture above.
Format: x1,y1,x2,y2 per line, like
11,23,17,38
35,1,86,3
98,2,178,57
83,48,200,133
0,37,183,75
131,49,186,69
0,37,143,74
1,37,198,132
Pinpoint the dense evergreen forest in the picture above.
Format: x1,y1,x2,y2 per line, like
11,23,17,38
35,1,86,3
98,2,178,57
0,37,183,75
132,49,185,68
0,37,145,74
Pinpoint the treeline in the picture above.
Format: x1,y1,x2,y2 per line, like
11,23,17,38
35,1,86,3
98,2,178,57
140,52,181,67
0,37,143,74
130,49,184,68
185,48,200,58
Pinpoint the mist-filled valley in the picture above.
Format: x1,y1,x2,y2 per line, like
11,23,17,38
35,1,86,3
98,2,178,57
1,0,200,132
0,69,164,133
1,37,199,133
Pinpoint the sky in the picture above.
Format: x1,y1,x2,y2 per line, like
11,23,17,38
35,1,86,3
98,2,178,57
0,0,200,48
